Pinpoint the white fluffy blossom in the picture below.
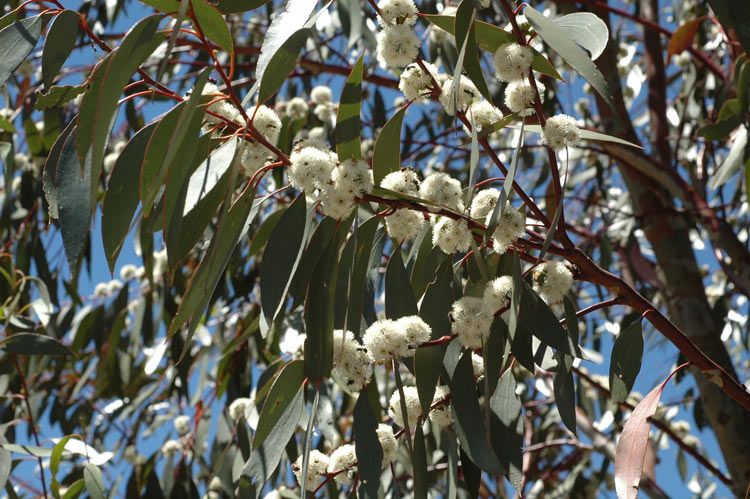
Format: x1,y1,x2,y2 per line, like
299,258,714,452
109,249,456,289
228,397,253,422
240,141,273,177
328,444,358,485
471,352,485,378
378,0,418,26
202,83,242,124
487,207,526,253
294,126,329,150
288,146,337,192
419,172,463,211
386,209,425,242
120,264,138,281
439,76,480,115
377,424,398,466
533,261,574,303
466,100,503,135
311,86,333,106
320,184,356,220
286,97,309,120
377,24,421,69
504,79,545,117
399,62,439,101
314,103,337,123
332,159,374,198
429,386,452,428
483,276,513,312
174,415,190,435
542,114,581,151
397,315,432,349
293,450,330,490
363,319,409,363
332,330,373,392
451,296,493,349
381,168,420,195
432,217,472,254
161,439,182,455
388,386,422,429
251,105,282,144
469,188,499,219
493,43,534,82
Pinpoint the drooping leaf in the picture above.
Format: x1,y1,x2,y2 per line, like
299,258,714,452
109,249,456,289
385,248,418,319
76,15,165,202
553,367,577,435
524,6,613,106
290,217,338,305
42,10,79,88
253,360,305,450
412,425,429,498
518,281,578,356
216,0,270,13
489,369,524,492
372,106,408,184
609,318,644,404
551,12,609,61
0,333,74,356
191,0,234,57
0,15,43,88
454,0,490,101
353,393,382,499
335,53,364,160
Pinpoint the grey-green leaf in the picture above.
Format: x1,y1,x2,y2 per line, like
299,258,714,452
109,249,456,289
42,10,79,88
0,15,43,88
609,318,644,404
0,333,74,356
354,393,382,499
372,106,407,184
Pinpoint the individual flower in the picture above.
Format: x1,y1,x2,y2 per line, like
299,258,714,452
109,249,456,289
396,315,432,350
471,352,485,378
398,62,440,101
332,159,374,198
320,184,356,220
439,76,480,115
202,83,242,125
451,296,493,349
483,276,513,312
363,319,409,362
504,79,545,117
240,141,273,178
286,97,309,120
493,42,534,82
314,103,337,123
328,444,358,485
292,450,330,490
311,86,333,106
419,172,463,211
250,105,282,144
486,207,526,253
288,146,337,192
533,261,574,303
106,279,123,295
378,0,418,26
429,386,452,429
174,415,190,435
228,397,253,422
380,168,420,195
377,424,398,466
465,100,503,135
94,282,109,298
542,114,582,151
161,439,182,455
388,386,422,429
120,264,138,281
385,209,425,242
332,330,373,392
377,24,421,69
469,188,499,219
432,217,472,254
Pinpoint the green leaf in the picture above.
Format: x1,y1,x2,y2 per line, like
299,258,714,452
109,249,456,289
449,351,503,474
372,106,407,184
0,333,74,356
518,281,577,356
253,360,305,449
489,369,524,492
304,229,340,381
708,126,748,190
34,85,86,110
0,114,13,133
553,367,577,435
290,217,338,306
698,117,741,141
42,10,79,88
336,216,380,332
385,248,418,319
43,122,91,272
609,318,644,404
76,15,165,203
454,0,490,101
61,479,86,499
335,53,364,161
102,121,157,271
412,425,429,499
415,258,453,413
258,29,309,103
51,436,73,477
260,193,312,323
248,207,285,257
524,6,613,106
0,15,43,88
551,12,609,61
191,0,233,57
83,464,105,499
140,74,208,215
216,0,270,13
353,393,382,499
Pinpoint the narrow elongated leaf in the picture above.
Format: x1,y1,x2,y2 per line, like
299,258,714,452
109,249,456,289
258,29,309,103
385,249,418,319
0,15,43,88
708,126,748,190
335,54,364,160
454,0,490,101
518,281,577,356
524,7,613,106
42,10,79,88
290,217,338,305
413,425,429,498
511,124,641,148
0,333,74,356
102,121,158,271
0,446,9,492
217,0,270,13
77,15,165,200
354,393,382,499
338,216,380,332
253,360,305,449
551,12,609,61
609,318,644,404
553,367,577,435
191,0,233,57
489,369,523,492
449,352,502,474
372,106,407,184
83,464,105,499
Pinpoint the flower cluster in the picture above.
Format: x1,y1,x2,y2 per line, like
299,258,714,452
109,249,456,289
484,276,513,312
487,207,526,254
493,43,534,82
432,217,472,254
363,315,431,363
450,296,494,349
388,385,422,429
439,76,481,116
533,261,574,303
466,100,504,135
376,0,421,70
419,172,463,211
542,114,582,151
332,329,372,392
429,385,452,428
399,62,440,101
311,85,338,123
380,169,426,241
469,188,499,219
505,78,545,117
